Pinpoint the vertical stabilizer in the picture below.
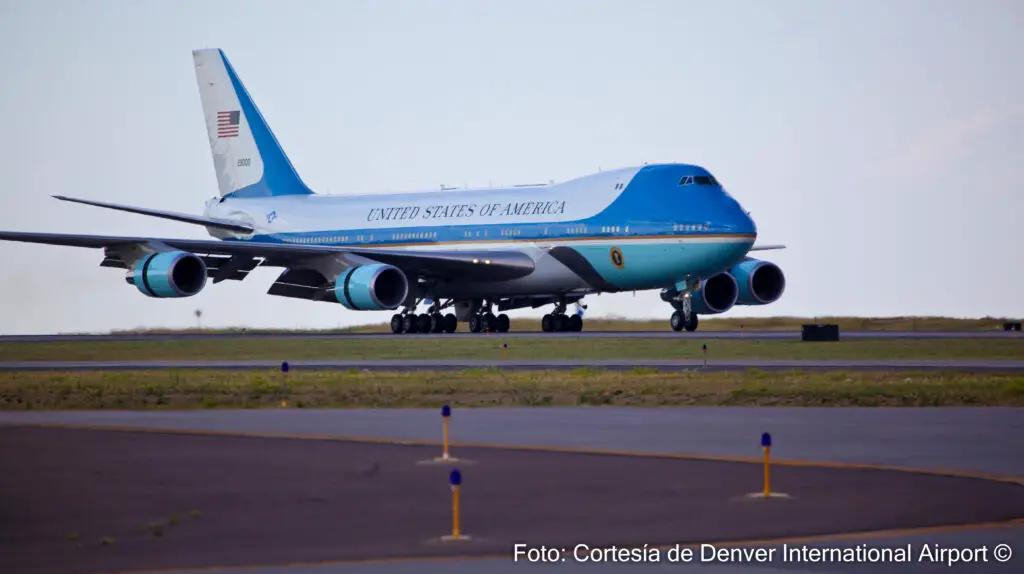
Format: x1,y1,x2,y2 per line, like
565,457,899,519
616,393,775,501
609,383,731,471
192,49,314,198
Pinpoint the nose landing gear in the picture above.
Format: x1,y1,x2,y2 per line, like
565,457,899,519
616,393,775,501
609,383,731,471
666,284,699,332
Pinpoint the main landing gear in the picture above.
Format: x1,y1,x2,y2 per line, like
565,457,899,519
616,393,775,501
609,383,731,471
468,312,510,334
541,301,584,333
467,299,510,334
390,299,457,334
390,311,457,334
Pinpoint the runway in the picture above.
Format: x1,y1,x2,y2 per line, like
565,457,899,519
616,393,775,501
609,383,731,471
2,358,1024,372
2,423,1022,574
0,329,1020,343
1,407,1022,574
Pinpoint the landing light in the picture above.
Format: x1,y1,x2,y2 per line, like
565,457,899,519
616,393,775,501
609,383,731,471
472,258,479,264
484,259,491,264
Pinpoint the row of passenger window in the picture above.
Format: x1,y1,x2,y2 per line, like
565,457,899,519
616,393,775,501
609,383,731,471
673,223,709,232
394,231,437,240
283,234,362,244
601,225,627,233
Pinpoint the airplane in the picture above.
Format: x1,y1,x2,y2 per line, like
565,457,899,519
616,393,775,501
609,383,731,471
0,48,786,335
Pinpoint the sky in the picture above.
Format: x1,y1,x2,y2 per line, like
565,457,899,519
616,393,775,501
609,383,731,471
0,0,1021,334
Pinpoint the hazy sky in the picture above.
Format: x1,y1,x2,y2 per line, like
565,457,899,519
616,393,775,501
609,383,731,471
1,0,1021,334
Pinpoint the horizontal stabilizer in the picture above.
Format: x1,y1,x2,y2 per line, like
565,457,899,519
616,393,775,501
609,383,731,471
53,195,254,234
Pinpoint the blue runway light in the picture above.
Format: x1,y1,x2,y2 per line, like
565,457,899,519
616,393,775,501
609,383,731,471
450,468,462,486
761,432,772,447
503,343,507,349
281,361,289,373
442,404,451,417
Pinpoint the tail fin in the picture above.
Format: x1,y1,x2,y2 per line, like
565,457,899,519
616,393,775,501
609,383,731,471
192,49,314,199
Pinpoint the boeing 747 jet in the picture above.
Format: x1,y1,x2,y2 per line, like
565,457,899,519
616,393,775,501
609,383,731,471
0,49,786,334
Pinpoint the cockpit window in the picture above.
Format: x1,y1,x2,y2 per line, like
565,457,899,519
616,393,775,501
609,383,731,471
679,175,720,186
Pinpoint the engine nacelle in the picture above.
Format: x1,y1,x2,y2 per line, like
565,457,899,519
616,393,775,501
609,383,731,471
691,272,739,315
127,251,208,298
333,264,409,311
729,258,786,305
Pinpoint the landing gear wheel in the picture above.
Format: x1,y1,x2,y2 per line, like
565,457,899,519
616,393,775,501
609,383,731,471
670,311,684,332
555,314,570,332
469,315,483,333
443,313,458,333
417,313,432,333
402,314,418,334
429,313,444,333
541,314,554,333
483,313,497,332
495,313,510,333
685,313,699,332
390,314,404,334
568,314,583,332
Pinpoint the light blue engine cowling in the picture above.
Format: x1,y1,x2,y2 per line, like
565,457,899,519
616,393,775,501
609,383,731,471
334,264,409,310
729,258,786,305
128,251,208,298
689,272,739,314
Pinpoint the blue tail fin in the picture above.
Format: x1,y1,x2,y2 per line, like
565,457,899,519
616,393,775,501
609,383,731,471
193,49,314,199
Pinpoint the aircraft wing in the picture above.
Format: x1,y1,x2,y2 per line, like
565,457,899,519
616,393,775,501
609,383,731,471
0,231,535,283
52,195,255,234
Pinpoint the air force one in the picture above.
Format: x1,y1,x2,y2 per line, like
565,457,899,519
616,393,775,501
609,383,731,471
0,49,786,334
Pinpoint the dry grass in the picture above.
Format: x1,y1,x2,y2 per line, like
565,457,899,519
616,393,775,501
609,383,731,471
2,337,1021,362
2,369,1022,410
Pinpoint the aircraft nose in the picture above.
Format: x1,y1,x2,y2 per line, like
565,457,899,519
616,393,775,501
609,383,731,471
716,194,757,235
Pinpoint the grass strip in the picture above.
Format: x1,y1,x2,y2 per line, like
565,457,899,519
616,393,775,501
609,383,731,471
1,338,1021,362
2,369,1022,410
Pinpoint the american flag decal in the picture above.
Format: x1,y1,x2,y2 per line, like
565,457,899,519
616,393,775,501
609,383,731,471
217,110,240,138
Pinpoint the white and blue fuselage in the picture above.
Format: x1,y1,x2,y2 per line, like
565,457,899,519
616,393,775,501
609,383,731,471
204,163,759,299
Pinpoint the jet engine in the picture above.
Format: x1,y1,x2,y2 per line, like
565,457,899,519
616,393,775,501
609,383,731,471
126,251,208,298
333,264,409,311
729,258,786,305
690,272,739,314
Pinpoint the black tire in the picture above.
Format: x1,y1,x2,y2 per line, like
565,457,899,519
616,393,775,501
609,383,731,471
443,313,458,333
670,311,684,332
483,313,496,332
568,314,583,332
685,313,699,332
555,314,569,332
390,314,404,334
495,313,510,333
541,314,554,332
417,313,432,333
469,315,483,333
403,314,418,333
569,313,585,331
430,313,444,333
